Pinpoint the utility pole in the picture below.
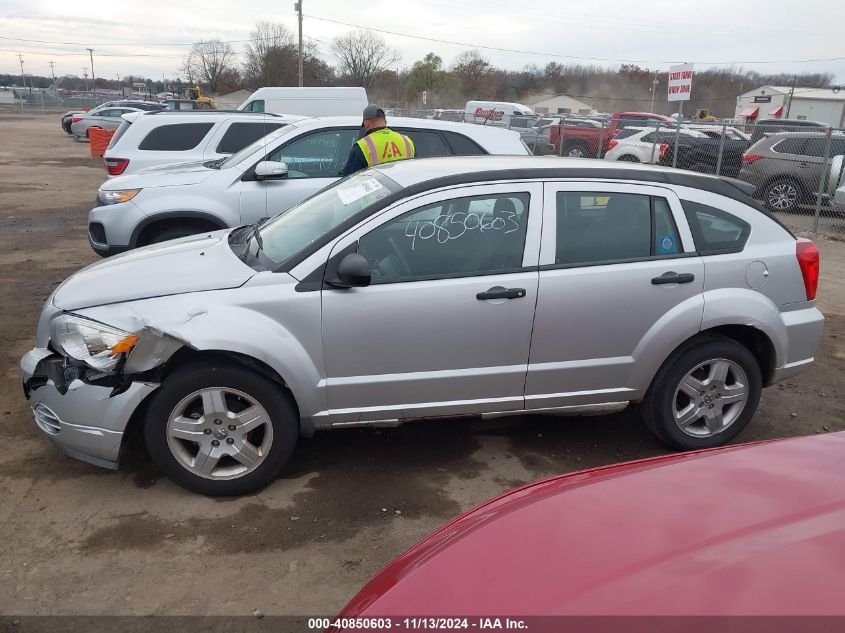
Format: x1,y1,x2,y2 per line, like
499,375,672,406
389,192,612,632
83,68,88,92
48,60,56,82
650,71,659,113
17,53,25,111
295,0,304,87
785,75,796,119
87,48,96,103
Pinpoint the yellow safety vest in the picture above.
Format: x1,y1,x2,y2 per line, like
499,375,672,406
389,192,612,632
357,128,416,167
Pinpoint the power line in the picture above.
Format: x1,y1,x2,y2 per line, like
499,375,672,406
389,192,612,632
303,14,845,66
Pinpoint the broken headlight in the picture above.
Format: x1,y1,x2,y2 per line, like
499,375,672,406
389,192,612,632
51,315,139,373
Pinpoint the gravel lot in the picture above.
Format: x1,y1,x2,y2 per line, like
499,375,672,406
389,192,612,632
1,114,844,617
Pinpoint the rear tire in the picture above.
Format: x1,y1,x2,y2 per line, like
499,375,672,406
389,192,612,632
762,178,802,213
640,335,762,451
564,141,590,158
144,362,298,496
618,155,640,162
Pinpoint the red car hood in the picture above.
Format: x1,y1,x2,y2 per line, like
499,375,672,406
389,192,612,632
341,433,845,616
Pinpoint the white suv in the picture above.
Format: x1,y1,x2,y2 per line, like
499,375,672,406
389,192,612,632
89,116,528,255
103,111,303,177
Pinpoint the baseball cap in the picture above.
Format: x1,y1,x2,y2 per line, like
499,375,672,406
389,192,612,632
362,105,386,124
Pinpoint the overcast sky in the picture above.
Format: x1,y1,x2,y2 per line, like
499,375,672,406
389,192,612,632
2,0,844,91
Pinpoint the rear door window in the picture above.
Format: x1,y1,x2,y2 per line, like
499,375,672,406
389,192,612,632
554,192,681,265
216,122,284,154
138,123,215,151
681,200,751,255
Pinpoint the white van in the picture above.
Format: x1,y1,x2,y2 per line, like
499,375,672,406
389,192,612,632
239,87,368,117
465,101,534,125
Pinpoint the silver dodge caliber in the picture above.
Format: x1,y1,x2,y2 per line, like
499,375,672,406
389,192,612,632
21,157,824,495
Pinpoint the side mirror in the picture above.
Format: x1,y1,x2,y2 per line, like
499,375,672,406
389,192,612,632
334,253,371,288
255,161,288,181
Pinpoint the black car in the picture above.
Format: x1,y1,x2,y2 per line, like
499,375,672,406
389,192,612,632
652,131,751,178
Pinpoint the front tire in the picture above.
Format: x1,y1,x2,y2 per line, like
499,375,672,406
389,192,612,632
640,335,762,450
144,362,298,495
617,154,640,162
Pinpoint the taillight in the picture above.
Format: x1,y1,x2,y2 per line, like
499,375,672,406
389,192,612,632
658,143,669,158
71,116,82,124
104,158,129,176
743,153,764,164
607,139,618,151
796,239,819,300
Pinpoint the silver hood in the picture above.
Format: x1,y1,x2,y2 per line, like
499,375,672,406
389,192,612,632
53,230,256,310
100,160,220,190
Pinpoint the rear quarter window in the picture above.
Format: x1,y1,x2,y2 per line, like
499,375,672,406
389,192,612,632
138,123,215,151
772,138,807,155
398,129,448,158
442,131,486,155
108,120,132,149
681,200,751,255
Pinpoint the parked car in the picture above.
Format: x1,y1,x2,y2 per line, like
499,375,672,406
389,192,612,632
660,132,752,178
550,111,676,158
103,110,303,176
88,116,527,255
686,123,750,141
830,155,845,213
23,157,823,495
604,127,707,164
739,131,845,212
160,99,201,111
335,432,845,618
61,100,164,134
433,109,463,122
748,118,828,145
70,106,144,141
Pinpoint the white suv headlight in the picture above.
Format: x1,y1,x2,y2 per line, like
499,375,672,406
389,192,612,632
97,189,140,206
51,315,138,373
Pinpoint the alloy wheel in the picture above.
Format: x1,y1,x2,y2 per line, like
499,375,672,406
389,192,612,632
165,387,273,480
767,182,798,211
672,358,749,438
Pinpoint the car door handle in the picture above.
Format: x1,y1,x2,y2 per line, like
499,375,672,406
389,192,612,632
476,287,527,300
652,272,695,285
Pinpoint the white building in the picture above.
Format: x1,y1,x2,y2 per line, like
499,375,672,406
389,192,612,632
524,93,593,116
735,85,845,127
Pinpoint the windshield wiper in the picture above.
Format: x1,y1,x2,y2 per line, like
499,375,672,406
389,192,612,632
249,223,264,251
204,157,226,169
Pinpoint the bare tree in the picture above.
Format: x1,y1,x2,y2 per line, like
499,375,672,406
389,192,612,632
331,30,398,92
181,39,236,93
452,50,492,98
243,22,296,86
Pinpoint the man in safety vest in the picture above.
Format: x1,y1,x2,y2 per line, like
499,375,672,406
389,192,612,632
341,105,415,176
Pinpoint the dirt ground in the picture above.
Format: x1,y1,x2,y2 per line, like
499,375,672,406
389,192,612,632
0,114,843,617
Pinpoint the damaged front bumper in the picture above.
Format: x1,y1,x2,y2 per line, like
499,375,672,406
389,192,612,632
21,348,160,469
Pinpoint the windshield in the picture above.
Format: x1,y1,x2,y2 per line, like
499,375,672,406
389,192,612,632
217,124,292,169
255,171,402,266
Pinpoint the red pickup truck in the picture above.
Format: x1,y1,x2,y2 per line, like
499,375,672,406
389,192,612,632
551,111,676,158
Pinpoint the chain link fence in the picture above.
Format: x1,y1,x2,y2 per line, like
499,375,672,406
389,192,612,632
386,108,845,239
0,92,119,114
